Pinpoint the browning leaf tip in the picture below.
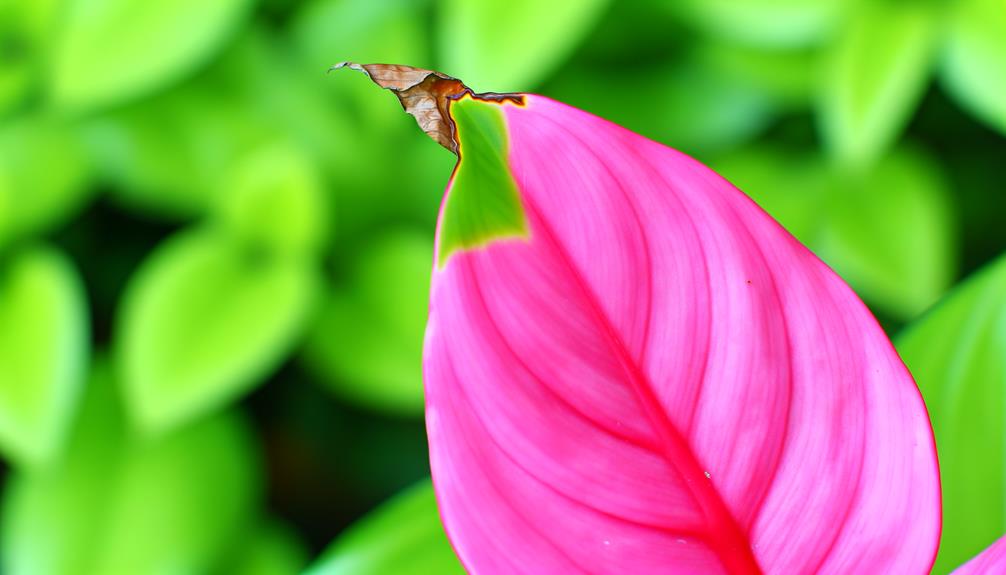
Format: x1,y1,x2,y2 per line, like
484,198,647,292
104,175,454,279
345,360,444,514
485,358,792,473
330,62,524,155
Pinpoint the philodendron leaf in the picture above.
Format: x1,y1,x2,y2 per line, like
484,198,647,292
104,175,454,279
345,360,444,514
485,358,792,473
232,521,309,575
438,0,609,90
0,247,88,467
898,254,1006,574
304,479,464,575
0,363,260,574
49,0,250,113
941,0,1006,135
302,230,433,415
819,0,939,167
344,64,940,572
714,145,955,319
116,228,317,433
0,117,92,247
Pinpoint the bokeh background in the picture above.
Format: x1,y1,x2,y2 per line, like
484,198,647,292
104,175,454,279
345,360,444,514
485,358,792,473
0,0,1004,572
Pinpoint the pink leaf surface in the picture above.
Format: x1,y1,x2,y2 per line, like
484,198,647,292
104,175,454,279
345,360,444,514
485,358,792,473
953,535,1006,574
422,95,941,573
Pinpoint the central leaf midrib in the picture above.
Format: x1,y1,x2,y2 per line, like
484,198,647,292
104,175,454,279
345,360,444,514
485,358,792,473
519,194,762,574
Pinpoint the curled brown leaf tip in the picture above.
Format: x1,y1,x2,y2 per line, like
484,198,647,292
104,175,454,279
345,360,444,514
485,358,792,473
330,62,523,154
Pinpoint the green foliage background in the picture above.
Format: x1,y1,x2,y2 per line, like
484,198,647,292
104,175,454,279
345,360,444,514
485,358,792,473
0,0,1003,572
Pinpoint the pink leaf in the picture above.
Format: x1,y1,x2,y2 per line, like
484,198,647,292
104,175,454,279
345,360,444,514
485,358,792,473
420,93,941,574
338,64,942,573
953,535,1006,574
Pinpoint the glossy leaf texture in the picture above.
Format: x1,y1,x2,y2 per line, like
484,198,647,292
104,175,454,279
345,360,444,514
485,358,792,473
0,247,89,467
302,230,433,415
0,363,260,574
819,0,938,167
116,228,317,433
940,0,1006,135
423,94,940,572
303,479,464,575
714,145,955,319
952,535,1006,575
438,0,609,90
898,254,1006,574
50,0,251,113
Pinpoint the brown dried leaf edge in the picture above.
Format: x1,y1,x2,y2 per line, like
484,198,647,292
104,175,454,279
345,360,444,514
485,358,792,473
330,62,524,154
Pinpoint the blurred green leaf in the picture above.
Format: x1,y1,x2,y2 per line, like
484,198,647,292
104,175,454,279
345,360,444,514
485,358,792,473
897,253,1006,574
0,0,59,116
819,0,938,167
291,0,432,131
547,58,775,155
218,27,364,180
714,145,954,319
697,41,817,110
659,61,777,153
0,117,92,247
302,230,432,415
0,246,88,467
290,2,453,232
439,0,609,91
0,61,31,118
324,131,453,241
817,147,955,318
1,362,261,574
83,80,269,220
216,143,328,258
304,479,464,575
49,0,251,113
669,0,846,48
712,147,828,245
941,0,1006,135
0,22,32,116
232,521,309,575
206,25,439,237
117,228,318,433
291,0,430,68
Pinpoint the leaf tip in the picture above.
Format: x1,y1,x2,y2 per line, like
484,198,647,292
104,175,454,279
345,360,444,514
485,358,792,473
329,62,525,154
